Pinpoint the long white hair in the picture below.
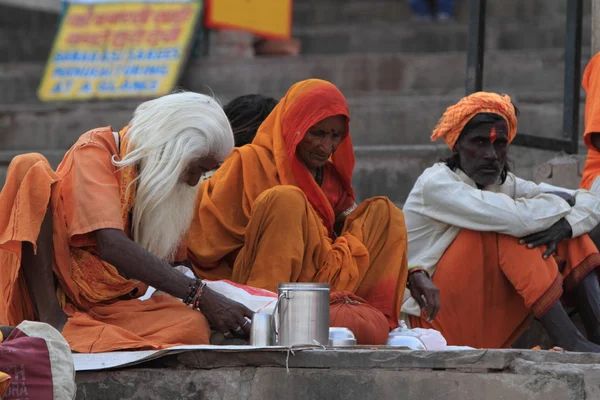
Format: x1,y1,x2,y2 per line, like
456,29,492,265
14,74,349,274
113,92,234,260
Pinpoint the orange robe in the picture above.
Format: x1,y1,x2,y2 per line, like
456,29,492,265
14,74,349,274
0,127,210,353
410,229,600,348
188,79,408,328
581,53,600,190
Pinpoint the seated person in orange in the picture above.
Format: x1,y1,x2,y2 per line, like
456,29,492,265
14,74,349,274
403,92,600,352
187,79,408,330
0,92,253,353
201,94,278,182
225,94,279,147
581,53,600,193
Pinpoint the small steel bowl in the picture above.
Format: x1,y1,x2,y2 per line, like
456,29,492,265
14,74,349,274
329,327,357,347
386,334,426,350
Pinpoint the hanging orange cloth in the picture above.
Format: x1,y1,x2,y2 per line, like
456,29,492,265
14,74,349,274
188,79,408,328
0,127,210,353
410,229,600,349
581,53,600,190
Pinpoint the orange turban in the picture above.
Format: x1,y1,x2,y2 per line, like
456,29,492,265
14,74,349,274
431,92,518,150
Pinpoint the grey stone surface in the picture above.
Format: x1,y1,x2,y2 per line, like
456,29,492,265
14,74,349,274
594,0,600,54
76,368,252,400
294,18,591,55
75,366,575,400
294,0,592,24
534,154,586,189
0,4,58,63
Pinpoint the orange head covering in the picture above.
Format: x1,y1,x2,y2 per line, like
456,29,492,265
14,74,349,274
431,92,518,150
580,53,600,190
252,79,355,234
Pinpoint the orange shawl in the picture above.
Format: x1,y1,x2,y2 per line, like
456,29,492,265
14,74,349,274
188,79,355,267
581,53,600,190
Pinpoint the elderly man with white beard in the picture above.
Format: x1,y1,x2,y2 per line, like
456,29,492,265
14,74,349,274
0,92,253,353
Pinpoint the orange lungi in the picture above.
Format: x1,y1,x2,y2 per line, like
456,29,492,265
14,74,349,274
411,229,600,349
0,127,210,353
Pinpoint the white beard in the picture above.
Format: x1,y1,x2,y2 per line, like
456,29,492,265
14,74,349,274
132,182,198,262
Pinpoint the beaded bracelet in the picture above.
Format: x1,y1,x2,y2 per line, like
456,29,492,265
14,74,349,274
184,279,202,306
184,279,207,310
191,281,207,310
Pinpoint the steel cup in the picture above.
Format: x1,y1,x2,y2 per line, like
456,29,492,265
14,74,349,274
250,313,273,346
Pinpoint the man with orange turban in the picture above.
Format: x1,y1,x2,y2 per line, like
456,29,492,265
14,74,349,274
402,92,600,352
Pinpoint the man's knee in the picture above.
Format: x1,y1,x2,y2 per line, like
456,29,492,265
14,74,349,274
255,185,308,210
7,153,51,180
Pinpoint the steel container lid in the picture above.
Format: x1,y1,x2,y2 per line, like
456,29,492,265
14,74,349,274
277,283,330,291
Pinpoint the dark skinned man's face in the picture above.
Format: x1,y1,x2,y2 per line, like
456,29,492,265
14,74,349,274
454,120,509,187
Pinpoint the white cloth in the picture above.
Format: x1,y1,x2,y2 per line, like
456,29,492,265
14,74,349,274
591,176,600,195
401,162,600,317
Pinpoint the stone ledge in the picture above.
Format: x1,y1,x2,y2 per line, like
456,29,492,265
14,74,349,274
176,349,513,371
74,349,600,400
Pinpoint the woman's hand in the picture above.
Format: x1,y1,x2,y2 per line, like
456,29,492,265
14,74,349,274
199,287,255,337
519,218,573,259
408,271,440,322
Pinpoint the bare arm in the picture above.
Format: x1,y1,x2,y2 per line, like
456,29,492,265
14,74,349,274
96,228,254,336
96,228,191,299
422,174,572,237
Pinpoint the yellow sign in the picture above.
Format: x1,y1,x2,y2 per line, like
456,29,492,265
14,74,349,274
38,1,201,101
205,0,292,39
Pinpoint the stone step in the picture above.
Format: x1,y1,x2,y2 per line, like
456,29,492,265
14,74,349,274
0,48,591,105
0,93,584,151
0,11,591,63
294,0,592,26
0,143,572,207
0,4,59,63
293,17,591,55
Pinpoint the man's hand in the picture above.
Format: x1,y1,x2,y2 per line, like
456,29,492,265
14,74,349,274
408,271,440,322
199,287,255,338
546,191,576,207
519,218,573,259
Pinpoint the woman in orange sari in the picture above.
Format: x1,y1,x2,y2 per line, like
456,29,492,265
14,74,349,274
188,79,408,330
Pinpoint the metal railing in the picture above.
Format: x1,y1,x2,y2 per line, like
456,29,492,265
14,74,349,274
466,0,584,154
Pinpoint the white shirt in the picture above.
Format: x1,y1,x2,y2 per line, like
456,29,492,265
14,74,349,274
401,162,600,317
